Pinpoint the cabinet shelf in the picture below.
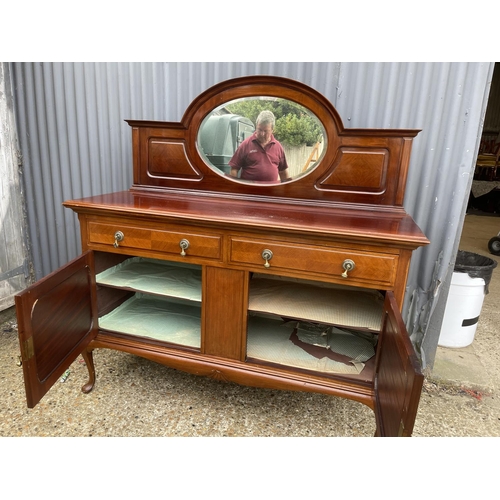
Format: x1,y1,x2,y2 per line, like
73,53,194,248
248,276,384,332
96,257,202,302
247,314,376,376
99,293,201,347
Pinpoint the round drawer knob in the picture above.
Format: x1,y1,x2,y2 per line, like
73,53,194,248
341,259,355,278
179,238,190,256
261,249,273,268
113,231,124,248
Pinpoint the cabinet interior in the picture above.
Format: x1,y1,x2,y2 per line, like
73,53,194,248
95,253,382,378
96,256,202,348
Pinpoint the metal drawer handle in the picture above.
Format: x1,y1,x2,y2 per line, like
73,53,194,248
179,238,190,256
341,259,355,278
113,231,124,248
261,249,273,268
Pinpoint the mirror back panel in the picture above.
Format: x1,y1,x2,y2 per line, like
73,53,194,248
127,76,420,207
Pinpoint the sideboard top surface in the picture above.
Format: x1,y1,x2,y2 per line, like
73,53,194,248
64,190,429,249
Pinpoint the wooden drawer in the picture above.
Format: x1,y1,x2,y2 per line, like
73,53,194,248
88,221,221,260
230,238,398,287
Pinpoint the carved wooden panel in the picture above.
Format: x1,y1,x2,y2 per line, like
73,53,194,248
148,139,202,179
319,147,388,192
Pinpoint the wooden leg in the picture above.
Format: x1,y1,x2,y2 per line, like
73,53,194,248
81,348,96,393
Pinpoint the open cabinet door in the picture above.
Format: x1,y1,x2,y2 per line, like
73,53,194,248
374,292,424,437
15,251,98,408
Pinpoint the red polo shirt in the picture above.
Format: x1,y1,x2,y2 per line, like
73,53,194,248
228,134,289,181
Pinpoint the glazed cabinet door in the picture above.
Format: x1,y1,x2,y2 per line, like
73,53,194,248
15,251,98,408
374,292,423,437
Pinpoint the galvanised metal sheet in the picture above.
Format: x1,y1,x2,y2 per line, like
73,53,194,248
10,61,495,368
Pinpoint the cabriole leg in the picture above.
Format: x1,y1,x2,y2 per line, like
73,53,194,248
81,348,96,393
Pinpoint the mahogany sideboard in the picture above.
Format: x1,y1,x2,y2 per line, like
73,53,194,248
15,75,429,436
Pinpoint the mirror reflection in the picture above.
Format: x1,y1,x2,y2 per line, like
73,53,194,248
197,96,326,184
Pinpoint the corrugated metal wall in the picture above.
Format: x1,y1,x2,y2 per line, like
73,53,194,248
10,61,494,368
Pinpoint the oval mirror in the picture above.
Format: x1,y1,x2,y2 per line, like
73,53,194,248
197,96,327,184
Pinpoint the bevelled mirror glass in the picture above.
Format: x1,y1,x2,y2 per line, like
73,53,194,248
197,96,327,184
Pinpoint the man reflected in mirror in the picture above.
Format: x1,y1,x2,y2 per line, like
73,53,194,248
229,110,292,182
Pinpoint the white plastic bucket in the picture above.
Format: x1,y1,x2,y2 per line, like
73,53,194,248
438,271,486,348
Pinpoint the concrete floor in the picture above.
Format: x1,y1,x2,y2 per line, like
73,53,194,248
431,214,500,399
1,214,499,440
